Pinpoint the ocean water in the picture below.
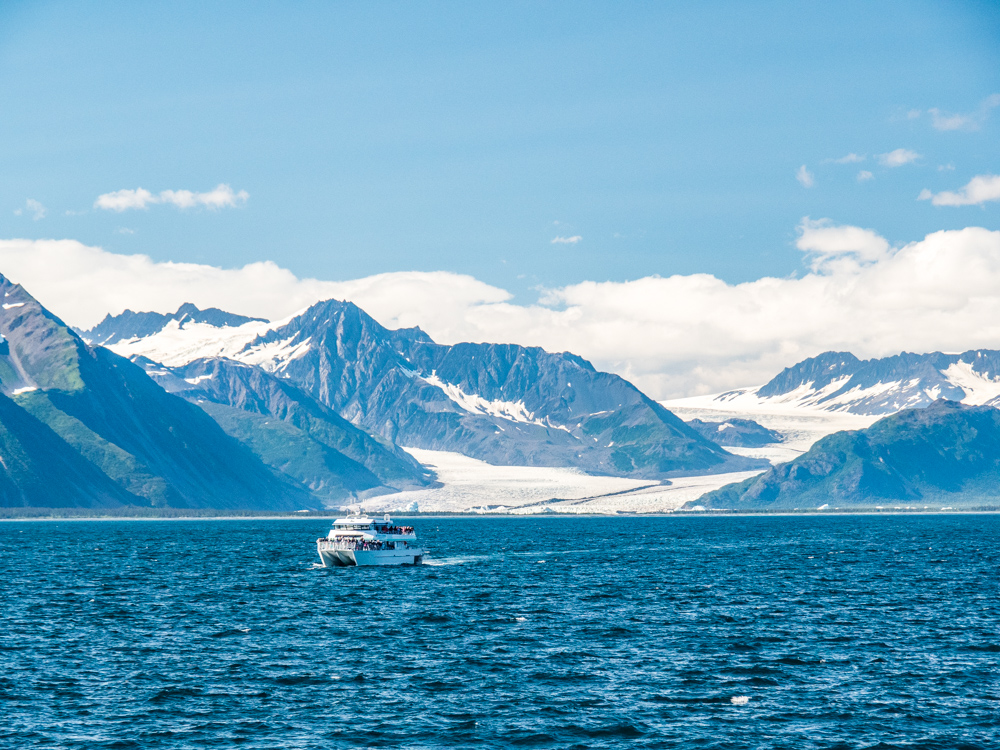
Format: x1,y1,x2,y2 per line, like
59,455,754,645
2,515,999,749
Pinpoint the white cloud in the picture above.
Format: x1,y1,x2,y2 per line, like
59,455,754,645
95,188,156,211
94,184,248,212
928,94,1000,131
14,200,46,220
878,149,921,167
919,174,1000,207
832,153,865,164
6,227,1000,400
25,199,46,221
796,217,889,268
795,165,814,188
551,236,582,245
857,170,874,182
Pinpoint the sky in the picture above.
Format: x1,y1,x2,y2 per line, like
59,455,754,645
1,1,999,397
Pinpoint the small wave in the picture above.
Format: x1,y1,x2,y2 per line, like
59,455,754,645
210,628,250,638
731,696,751,705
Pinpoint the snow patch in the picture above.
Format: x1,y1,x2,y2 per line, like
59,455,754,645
107,318,272,366
236,335,312,372
943,360,1000,405
423,373,569,431
2,302,25,309
11,386,37,395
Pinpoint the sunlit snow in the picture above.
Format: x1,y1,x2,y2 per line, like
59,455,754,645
360,448,763,514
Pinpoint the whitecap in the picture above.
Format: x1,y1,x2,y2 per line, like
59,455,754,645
731,696,750,706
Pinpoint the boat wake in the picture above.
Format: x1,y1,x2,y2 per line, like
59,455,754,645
424,554,489,566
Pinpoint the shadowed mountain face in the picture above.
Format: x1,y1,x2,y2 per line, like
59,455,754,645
217,300,762,478
0,392,138,508
0,276,318,510
136,355,437,500
81,303,266,346
694,400,1000,509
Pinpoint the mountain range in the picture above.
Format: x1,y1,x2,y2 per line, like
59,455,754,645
694,400,1000,509
0,276,315,510
0,281,766,511
96,299,762,479
686,349,1000,416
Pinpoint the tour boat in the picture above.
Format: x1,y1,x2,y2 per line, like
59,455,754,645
316,513,424,567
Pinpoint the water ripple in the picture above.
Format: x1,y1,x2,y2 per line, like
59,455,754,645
1,515,999,748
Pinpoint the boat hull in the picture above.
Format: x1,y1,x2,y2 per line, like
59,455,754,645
318,547,424,567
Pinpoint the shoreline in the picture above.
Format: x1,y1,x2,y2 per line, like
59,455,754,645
2,508,998,521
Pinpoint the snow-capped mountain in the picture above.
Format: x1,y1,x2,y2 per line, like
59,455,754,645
82,303,266,346
673,350,1000,416
100,299,764,479
0,275,316,510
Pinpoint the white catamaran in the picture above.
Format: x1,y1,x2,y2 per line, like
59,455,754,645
316,513,424,567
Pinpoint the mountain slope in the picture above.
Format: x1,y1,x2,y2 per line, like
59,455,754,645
136,355,437,499
0,392,141,508
104,299,763,479
685,418,783,447
0,275,318,510
694,400,1000,509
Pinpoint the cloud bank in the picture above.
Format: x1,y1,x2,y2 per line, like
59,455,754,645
2,224,1000,399
95,184,248,211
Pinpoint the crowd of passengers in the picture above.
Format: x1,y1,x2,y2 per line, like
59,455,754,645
377,525,414,535
327,539,397,551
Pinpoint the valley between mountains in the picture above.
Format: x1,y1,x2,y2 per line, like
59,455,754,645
4,272,1000,514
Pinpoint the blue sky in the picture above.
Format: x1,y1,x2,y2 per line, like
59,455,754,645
1,0,998,303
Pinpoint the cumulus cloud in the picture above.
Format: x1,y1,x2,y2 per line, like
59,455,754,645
94,184,248,212
551,236,582,245
928,94,1000,131
878,149,921,167
857,170,874,182
918,175,1000,207
795,165,814,188
3,226,1000,399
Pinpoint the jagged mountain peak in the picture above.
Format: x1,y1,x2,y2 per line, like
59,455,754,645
82,302,268,346
686,347,1000,416
757,351,861,397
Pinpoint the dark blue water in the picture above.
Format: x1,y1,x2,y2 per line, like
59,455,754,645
2,515,999,749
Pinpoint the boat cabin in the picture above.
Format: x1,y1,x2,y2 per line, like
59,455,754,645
327,513,415,541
